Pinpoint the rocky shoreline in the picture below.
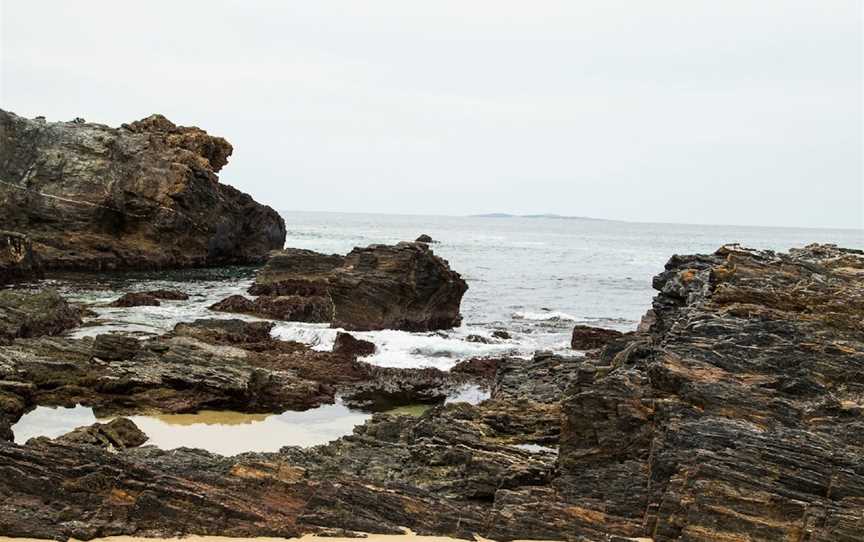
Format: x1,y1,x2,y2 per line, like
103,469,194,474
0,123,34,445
0,242,860,540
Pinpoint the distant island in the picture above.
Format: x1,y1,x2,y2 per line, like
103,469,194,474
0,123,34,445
470,212,606,221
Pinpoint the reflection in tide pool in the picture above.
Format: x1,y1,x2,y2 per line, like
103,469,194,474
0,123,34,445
12,402,372,455
128,403,371,455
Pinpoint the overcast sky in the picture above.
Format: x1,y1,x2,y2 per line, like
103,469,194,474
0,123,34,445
1,1,861,229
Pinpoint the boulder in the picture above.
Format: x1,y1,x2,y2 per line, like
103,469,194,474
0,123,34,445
0,289,82,345
46,418,148,449
329,243,467,331
145,289,190,301
247,243,467,331
0,231,42,284
0,109,285,271
108,292,161,307
209,294,332,322
569,324,624,350
415,234,435,243
332,331,376,357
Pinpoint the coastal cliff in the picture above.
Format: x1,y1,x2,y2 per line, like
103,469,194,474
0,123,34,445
0,243,862,540
0,110,286,271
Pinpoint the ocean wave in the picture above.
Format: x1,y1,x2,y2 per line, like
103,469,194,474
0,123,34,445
512,310,578,322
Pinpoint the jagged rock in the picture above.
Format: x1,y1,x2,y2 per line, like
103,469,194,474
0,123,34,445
332,332,376,357
570,324,624,350
248,248,345,296
0,289,82,345
556,243,864,540
415,234,435,243
0,231,42,284
108,292,161,307
330,243,467,331
209,294,332,322
492,330,511,340
0,109,285,271
43,417,148,449
465,334,491,344
247,243,467,331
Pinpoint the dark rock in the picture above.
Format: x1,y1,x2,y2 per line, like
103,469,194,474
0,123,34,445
92,334,141,361
0,289,82,345
248,243,467,331
556,243,864,540
491,330,511,340
570,324,624,350
0,109,285,271
465,334,491,344
173,318,275,345
332,332,376,357
209,294,332,322
144,289,189,301
330,243,467,331
249,248,345,296
45,417,148,449
451,357,501,380
415,234,435,243
108,292,161,307
0,231,42,284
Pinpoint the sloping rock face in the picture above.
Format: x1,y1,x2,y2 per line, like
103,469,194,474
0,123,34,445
0,231,42,283
238,243,468,331
557,243,864,541
0,110,286,270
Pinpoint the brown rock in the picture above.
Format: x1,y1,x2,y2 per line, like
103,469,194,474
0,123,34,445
332,332,376,357
0,109,285,271
209,294,332,322
0,231,42,284
0,289,82,345
47,417,148,449
570,324,623,350
108,292,161,307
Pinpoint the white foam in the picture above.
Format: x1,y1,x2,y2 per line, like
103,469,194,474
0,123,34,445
512,310,578,322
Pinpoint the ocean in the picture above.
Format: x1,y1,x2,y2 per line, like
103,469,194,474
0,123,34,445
38,211,863,370
12,212,862,451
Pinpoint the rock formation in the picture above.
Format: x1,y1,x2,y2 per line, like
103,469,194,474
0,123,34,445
0,231,42,283
0,110,286,270
570,324,624,350
1,243,861,541
0,289,83,345
231,242,468,331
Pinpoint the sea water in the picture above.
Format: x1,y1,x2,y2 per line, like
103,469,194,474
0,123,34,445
22,212,863,370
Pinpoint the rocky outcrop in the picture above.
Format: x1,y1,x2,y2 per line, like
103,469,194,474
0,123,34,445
415,234,436,243
0,289,83,345
248,248,345,296
330,243,467,331
332,331,376,357
570,324,624,350
0,110,285,271
0,231,42,284
241,243,467,331
209,294,332,322
3,243,860,541
41,417,148,449
108,292,161,307
555,243,864,540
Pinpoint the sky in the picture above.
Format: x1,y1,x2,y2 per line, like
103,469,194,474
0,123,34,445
1,1,862,229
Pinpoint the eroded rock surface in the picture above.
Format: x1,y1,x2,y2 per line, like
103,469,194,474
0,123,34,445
0,231,42,284
0,109,286,270
0,289,83,345
1,243,861,541
570,324,624,350
236,242,467,331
